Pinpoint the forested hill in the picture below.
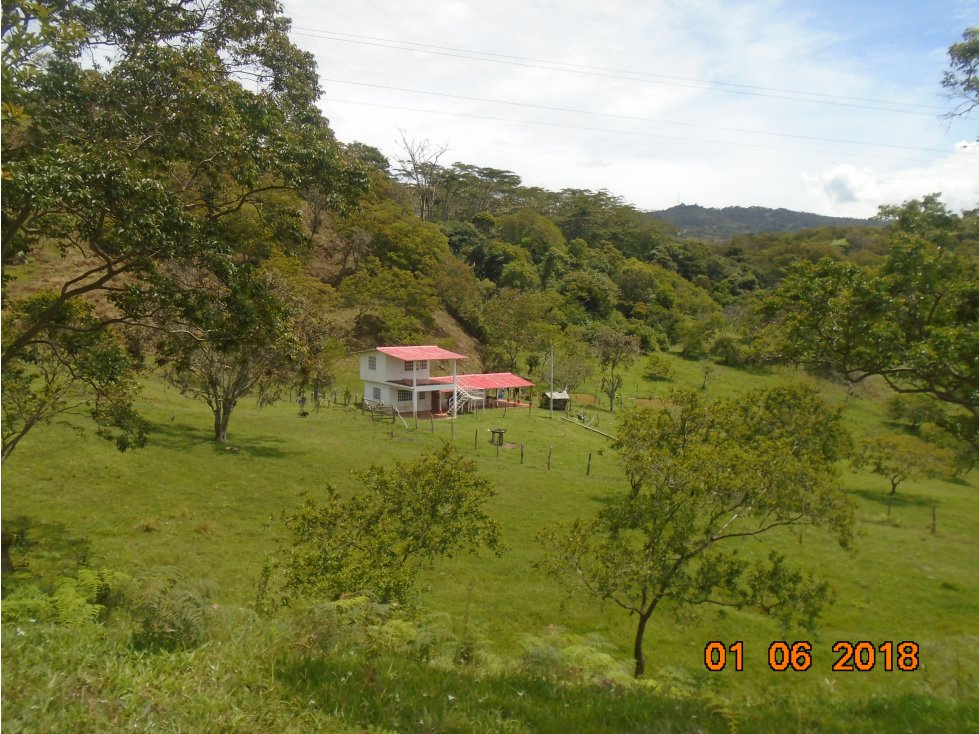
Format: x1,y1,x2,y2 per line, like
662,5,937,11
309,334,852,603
647,204,882,241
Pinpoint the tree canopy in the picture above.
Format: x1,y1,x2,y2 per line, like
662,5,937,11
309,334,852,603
764,196,979,449
852,433,953,495
942,26,979,123
1,0,366,457
539,386,853,677
263,444,501,607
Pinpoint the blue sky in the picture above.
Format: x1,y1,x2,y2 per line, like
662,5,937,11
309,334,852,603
282,0,978,216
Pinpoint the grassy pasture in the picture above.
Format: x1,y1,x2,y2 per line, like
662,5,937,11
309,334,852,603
3,351,978,730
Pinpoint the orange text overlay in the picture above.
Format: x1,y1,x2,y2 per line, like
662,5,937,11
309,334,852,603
704,641,920,672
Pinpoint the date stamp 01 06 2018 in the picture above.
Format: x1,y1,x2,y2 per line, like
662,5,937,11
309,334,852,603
704,640,921,673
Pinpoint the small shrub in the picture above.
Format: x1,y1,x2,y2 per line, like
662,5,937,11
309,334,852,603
129,576,210,651
643,353,675,382
885,394,946,430
2,568,130,627
519,628,632,686
678,328,709,360
710,334,745,366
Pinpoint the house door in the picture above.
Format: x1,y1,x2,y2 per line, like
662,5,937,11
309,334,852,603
431,392,441,413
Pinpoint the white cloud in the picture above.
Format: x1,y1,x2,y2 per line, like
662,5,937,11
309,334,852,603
803,143,979,217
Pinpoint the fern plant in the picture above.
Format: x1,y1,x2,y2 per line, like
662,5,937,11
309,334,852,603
3,568,129,627
129,577,210,651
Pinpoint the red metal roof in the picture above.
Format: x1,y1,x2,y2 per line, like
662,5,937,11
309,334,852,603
430,373,534,389
375,345,467,361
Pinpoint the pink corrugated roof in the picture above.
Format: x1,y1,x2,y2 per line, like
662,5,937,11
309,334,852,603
375,345,467,361
430,373,534,389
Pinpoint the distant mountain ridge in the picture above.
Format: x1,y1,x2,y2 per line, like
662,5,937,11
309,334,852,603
646,204,881,241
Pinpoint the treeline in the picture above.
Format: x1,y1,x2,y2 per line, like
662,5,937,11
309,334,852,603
313,143,978,450
322,138,974,384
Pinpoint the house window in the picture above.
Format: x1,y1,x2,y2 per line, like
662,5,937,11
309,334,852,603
368,355,377,370
404,360,414,372
416,360,428,370
372,387,381,400
397,389,412,402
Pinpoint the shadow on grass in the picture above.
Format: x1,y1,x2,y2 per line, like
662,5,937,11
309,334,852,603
723,362,776,377
146,419,215,450
1,516,92,592
146,419,296,459
586,492,626,510
850,487,935,508
213,437,293,460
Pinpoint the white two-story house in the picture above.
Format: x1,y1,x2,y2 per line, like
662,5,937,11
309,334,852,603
359,345,533,417
359,345,467,416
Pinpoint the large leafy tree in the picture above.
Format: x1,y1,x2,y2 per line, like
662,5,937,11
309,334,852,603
156,264,295,443
497,209,567,262
1,295,145,460
764,196,979,448
539,386,853,677
942,26,979,123
339,256,440,345
158,256,346,441
1,0,365,456
591,324,641,413
263,444,501,606
481,288,552,372
439,163,523,221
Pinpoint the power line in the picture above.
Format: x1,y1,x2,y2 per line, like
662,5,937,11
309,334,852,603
293,28,946,117
321,97,934,163
306,28,947,111
323,77,950,155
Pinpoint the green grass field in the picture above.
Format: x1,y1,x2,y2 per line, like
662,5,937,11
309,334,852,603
3,352,978,731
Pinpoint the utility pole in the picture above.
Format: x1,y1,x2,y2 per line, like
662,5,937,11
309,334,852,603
451,359,457,441
549,344,554,419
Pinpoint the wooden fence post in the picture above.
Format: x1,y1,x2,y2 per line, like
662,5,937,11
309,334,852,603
548,446,552,471
587,453,592,476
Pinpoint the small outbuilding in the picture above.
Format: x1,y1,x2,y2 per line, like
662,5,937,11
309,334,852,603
540,390,570,411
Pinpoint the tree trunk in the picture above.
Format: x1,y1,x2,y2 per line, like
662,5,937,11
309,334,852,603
213,403,232,443
633,611,652,677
